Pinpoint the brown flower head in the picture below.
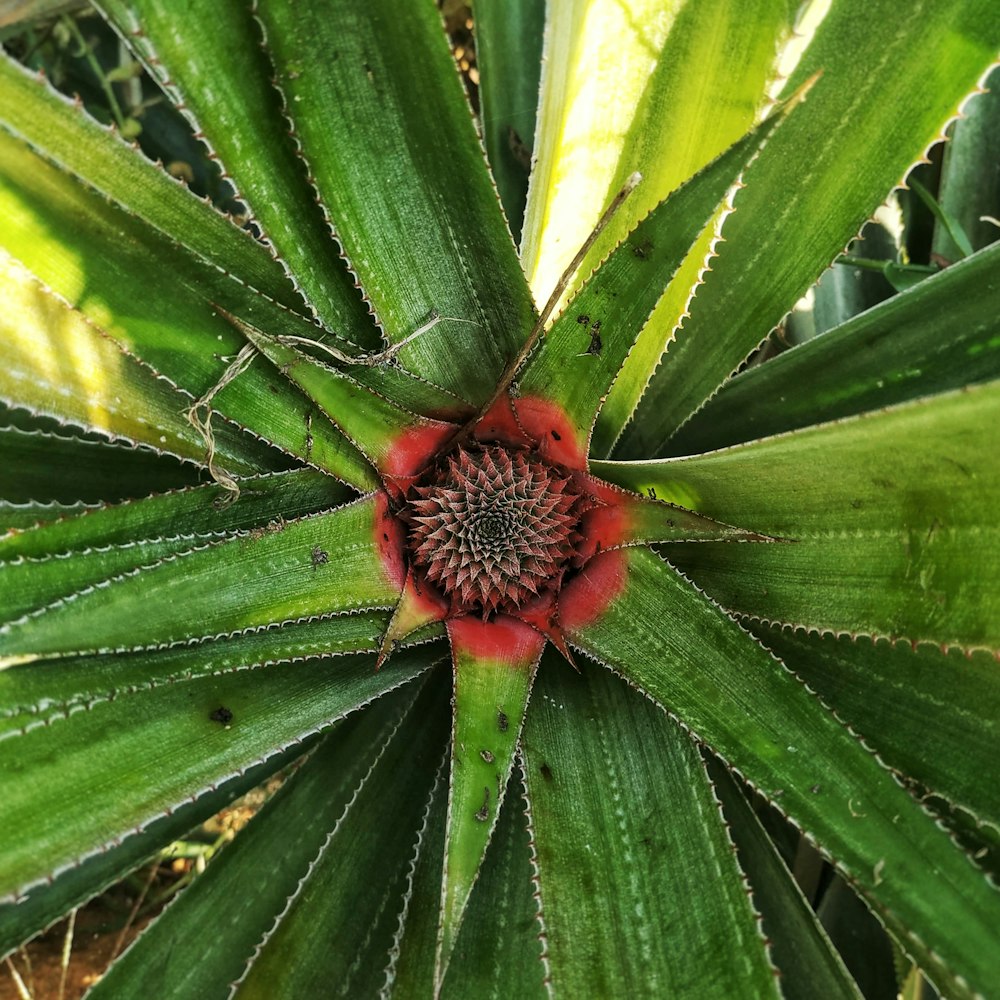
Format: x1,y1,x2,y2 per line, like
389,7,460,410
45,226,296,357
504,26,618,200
404,445,584,616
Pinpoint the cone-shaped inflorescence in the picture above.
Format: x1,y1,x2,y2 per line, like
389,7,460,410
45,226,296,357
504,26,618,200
405,446,584,616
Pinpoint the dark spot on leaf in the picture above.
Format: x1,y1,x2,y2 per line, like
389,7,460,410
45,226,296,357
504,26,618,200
497,710,509,732
475,787,490,822
646,487,657,500
550,430,561,441
480,749,495,763
210,706,233,726
631,238,653,260
576,314,591,326
540,763,554,782
586,319,602,356
851,499,863,509
383,532,389,541
311,547,329,569
506,125,531,170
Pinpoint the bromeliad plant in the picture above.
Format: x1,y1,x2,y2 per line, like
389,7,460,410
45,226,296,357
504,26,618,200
1,1,999,996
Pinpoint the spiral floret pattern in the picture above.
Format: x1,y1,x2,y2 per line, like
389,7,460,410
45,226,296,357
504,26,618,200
406,446,582,614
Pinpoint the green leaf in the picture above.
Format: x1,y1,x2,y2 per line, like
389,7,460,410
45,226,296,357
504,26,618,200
254,0,537,403
0,735,312,961
0,494,402,660
1,534,211,622
0,647,435,901
441,768,546,999
818,877,899,999
437,616,543,985
593,380,1000,650
522,0,794,453
520,653,779,997
95,0,378,344
380,754,448,997
0,615,443,743
0,49,303,312
0,252,278,471
567,548,1000,999
0,425,200,504
0,471,348,621
574,474,779,564
519,109,787,449
232,672,448,999
617,0,1000,455
0,468,345,560
909,177,973,260
473,0,544,244
754,625,1000,835
237,320,459,480
708,759,864,1000
0,501,92,534
0,133,375,490
388,764,547,998
668,240,1000,454
932,66,1000,262
522,0,791,304
88,688,419,1000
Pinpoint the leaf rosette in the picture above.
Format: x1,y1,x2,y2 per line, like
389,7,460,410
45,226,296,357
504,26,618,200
0,1,998,997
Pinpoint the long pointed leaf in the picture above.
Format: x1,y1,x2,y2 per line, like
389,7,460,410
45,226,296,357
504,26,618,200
0,615,442,743
96,0,378,343
88,687,419,1000
0,252,277,472
0,469,346,560
618,0,1000,454
520,0,794,452
755,625,1000,835
0,494,401,660
239,322,458,480
0,648,435,901
473,0,544,244
0,49,302,312
437,616,543,984
594,380,1000,651
522,0,791,304
520,653,780,997
0,425,200,503
442,768,546,998
231,673,448,999
566,547,1000,999
254,0,536,402
708,758,864,1000
0,734,313,962
670,240,1000,454
519,109,786,449
0,134,375,489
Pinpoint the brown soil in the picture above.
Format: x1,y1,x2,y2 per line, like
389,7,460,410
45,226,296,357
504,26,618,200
3,905,154,1000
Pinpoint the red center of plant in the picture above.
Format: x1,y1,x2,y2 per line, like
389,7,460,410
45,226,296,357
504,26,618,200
403,445,584,616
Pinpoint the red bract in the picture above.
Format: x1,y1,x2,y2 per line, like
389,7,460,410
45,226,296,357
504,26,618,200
374,392,629,664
